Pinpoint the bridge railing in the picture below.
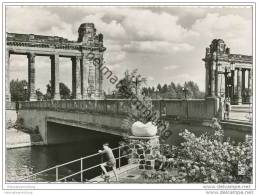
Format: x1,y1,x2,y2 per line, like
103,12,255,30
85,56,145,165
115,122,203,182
19,98,218,121
19,144,131,182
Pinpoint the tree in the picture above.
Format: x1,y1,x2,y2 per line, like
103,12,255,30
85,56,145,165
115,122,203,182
35,89,44,100
10,79,27,102
60,82,71,99
116,69,147,98
44,81,71,100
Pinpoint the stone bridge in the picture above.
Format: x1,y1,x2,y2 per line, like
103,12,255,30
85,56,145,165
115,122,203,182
18,98,252,145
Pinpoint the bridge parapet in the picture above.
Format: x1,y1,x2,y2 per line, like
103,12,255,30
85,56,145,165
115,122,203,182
19,98,219,121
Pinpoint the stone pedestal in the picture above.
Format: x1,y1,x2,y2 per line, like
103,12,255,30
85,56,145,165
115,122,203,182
128,136,160,170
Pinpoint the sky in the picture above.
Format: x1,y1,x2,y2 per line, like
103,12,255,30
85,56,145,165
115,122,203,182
6,6,252,94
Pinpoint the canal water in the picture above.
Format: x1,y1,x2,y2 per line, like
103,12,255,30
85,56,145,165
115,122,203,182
6,130,123,182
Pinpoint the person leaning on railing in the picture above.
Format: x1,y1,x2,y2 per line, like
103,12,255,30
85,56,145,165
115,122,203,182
98,143,119,182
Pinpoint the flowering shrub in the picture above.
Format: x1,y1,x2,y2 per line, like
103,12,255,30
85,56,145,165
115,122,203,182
141,128,252,183
174,129,253,183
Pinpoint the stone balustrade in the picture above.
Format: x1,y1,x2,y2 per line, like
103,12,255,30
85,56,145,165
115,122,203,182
19,98,219,121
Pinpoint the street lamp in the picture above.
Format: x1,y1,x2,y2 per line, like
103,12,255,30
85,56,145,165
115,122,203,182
182,87,188,99
23,85,28,101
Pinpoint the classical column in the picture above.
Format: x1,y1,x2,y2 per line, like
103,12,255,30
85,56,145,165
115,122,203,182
50,54,60,100
247,69,252,104
27,53,37,101
99,55,103,97
6,50,11,102
205,62,209,96
224,72,228,98
242,69,246,96
236,68,242,104
94,53,101,98
247,69,252,95
211,60,216,96
81,54,89,99
230,69,235,99
72,56,82,99
215,63,218,96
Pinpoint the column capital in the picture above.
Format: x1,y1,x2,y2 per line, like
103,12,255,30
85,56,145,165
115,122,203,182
27,53,35,62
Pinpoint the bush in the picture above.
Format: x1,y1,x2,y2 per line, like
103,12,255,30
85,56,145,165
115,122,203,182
141,128,252,183
174,129,252,183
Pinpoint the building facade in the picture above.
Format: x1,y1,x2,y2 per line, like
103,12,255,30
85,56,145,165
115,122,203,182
203,39,252,104
6,23,106,101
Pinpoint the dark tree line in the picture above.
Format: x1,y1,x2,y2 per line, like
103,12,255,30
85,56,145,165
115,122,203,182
10,79,71,102
142,81,204,99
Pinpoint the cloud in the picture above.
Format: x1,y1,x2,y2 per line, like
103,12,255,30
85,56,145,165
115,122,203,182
123,41,194,53
191,13,252,55
6,6,252,93
163,65,179,70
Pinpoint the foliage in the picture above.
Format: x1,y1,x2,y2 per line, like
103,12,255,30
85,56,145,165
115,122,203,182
115,69,147,98
142,81,205,99
10,79,28,101
45,81,71,100
36,89,44,100
6,119,15,129
141,128,252,183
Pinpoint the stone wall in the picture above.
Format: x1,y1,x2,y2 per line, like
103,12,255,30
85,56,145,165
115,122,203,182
128,136,160,170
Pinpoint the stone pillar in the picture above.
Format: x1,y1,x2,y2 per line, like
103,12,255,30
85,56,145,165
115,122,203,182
72,56,82,99
27,53,36,101
236,68,242,104
224,72,228,98
6,50,11,102
211,60,216,96
81,54,89,99
205,62,209,96
247,69,252,104
215,63,218,96
128,136,160,170
242,69,246,97
94,54,100,98
50,54,60,100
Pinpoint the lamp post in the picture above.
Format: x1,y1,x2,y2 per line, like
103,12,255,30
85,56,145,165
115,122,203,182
225,62,235,101
132,75,141,96
23,85,28,101
182,87,188,99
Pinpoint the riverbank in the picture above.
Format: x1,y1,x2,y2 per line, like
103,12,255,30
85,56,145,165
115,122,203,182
6,110,44,149
6,128,44,149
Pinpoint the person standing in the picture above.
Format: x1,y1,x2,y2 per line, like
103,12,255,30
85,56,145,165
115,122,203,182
224,98,231,120
98,143,119,182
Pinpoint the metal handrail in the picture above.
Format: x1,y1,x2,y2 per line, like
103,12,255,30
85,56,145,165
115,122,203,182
57,154,130,182
20,145,129,182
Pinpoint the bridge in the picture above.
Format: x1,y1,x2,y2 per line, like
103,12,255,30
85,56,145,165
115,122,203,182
6,23,253,146
18,98,252,145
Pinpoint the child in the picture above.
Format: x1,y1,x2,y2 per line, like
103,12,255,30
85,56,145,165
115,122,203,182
98,143,119,182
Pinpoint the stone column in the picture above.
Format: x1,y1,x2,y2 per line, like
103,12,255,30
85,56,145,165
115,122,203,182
205,62,209,96
94,55,100,98
99,55,103,97
211,60,216,96
248,69,252,94
242,69,246,97
50,54,60,100
247,69,252,104
27,53,37,101
224,72,228,98
236,68,242,104
72,56,82,99
215,63,218,96
230,70,235,99
81,54,89,99
6,50,11,102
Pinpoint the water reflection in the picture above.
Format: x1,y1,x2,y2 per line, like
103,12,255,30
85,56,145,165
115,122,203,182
6,132,122,182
